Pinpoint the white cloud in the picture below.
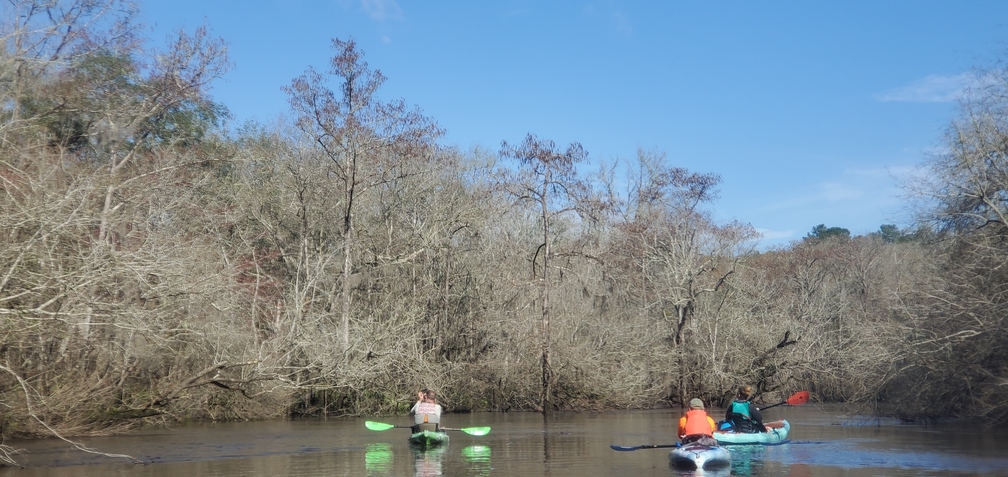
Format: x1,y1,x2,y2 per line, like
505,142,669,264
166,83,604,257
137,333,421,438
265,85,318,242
847,167,890,178
761,180,865,211
874,73,973,103
884,165,915,175
360,0,403,21
755,228,794,240
820,182,863,202
848,165,915,179
610,10,632,36
583,2,633,36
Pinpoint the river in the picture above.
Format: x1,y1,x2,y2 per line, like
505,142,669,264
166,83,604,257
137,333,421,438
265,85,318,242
1,405,1006,476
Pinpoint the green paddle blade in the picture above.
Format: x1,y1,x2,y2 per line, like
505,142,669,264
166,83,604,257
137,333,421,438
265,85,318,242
441,426,491,436
365,421,396,431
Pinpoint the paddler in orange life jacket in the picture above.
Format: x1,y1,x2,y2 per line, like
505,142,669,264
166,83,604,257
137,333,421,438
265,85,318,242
410,388,443,433
678,398,717,445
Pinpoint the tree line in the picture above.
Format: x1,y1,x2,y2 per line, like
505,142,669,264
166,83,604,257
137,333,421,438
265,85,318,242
2,0,1006,456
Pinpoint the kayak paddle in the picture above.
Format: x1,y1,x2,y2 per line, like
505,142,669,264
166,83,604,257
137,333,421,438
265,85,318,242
365,421,491,436
441,426,491,436
365,421,409,431
759,390,810,411
610,443,681,451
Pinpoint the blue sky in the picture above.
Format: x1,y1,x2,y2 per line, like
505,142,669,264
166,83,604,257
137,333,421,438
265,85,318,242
140,1,1008,248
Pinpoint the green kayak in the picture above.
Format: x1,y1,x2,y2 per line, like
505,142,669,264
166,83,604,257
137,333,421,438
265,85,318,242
408,429,450,449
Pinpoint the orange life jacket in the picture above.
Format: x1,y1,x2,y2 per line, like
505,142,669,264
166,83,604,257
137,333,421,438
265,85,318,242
683,409,713,436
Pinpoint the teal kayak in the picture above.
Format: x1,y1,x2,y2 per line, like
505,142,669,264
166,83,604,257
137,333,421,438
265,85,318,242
714,419,790,445
408,429,450,449
669,441,731,470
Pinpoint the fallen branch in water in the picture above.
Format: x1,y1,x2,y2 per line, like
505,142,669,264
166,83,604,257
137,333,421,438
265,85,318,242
0,364,140,465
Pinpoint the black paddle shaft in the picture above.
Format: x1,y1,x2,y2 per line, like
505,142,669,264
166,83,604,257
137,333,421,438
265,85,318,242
610,443,681,451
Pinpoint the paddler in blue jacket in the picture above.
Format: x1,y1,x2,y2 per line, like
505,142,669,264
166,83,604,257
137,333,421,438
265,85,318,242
725,385,764,432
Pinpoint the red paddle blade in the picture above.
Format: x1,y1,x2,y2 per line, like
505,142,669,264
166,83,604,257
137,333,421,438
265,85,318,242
786,391,810,405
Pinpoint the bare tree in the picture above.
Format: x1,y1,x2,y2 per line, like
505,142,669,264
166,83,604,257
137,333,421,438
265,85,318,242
0,0,139,135
284,38,443,350
895,61,1008,424
609,149,759,403
0,1,284,452
499,133,604,413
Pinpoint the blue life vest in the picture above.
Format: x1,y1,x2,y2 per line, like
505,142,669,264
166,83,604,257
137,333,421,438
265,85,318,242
729,400,752,418
727,400,756,432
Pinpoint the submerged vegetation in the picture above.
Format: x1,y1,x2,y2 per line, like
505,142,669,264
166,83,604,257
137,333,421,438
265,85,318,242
1,0,1007,456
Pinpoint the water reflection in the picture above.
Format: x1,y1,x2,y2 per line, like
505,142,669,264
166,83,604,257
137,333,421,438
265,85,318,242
5,407,1008,476
664,442,807,477
689,443,812,477
411,446,447,477
365,443,394,474
671,468,732,477
725,444,764,476
362,441,492,477
462,445,492,476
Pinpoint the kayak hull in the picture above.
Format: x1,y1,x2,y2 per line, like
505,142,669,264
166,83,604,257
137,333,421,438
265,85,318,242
714,419,790,445
669,442,731,470
408,430,450,449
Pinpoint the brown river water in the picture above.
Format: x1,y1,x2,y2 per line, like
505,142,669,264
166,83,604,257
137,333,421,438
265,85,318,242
1,404,1007,476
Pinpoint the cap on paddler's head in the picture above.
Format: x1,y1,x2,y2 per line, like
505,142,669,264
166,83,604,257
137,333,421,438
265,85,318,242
689,398,704,409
